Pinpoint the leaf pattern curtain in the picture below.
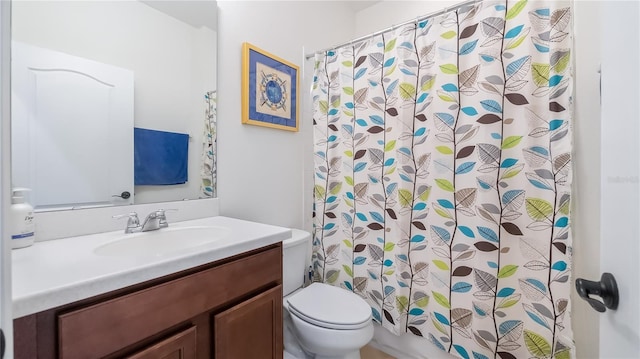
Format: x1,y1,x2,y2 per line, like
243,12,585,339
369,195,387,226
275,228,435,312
311,1,573,358
200,90,217,198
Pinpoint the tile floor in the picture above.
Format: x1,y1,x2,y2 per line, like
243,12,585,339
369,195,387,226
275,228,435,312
360,344,396,359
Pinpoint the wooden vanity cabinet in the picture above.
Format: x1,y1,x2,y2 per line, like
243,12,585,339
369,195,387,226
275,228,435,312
126,326,197,359
14,243,284,359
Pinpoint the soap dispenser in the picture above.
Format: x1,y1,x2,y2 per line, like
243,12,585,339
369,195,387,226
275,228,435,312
9,188,36,249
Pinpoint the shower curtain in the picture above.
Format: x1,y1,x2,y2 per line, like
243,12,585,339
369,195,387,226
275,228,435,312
311,1,573,358
200,90,217,198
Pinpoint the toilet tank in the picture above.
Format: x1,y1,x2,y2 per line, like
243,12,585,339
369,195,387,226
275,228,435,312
282,229,311,296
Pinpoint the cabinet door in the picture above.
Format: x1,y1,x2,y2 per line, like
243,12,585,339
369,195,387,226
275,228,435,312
127,326,196,359
214,285,283,359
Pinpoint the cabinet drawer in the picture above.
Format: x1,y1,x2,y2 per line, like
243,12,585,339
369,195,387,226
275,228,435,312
127,326,197,359
58,245,281,359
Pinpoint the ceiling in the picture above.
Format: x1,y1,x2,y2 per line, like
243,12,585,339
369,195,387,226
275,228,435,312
140,0,218,31
139,0,381,31
346,1,382,12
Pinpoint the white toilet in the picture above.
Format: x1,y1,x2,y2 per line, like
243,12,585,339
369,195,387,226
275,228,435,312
283,229,374,359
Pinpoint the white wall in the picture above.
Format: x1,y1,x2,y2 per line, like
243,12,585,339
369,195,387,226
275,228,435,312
0,1,13,356
598,1,640,357
11,1,216,204
216,1,357,229
354,0,459,37
571,1,602,357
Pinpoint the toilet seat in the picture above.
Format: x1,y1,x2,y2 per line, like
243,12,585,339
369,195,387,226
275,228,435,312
286,282,372,330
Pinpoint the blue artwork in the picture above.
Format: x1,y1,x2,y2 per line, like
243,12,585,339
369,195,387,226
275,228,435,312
247,48,298,129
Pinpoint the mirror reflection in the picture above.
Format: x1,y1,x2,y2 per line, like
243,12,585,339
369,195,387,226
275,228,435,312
11,0,218,211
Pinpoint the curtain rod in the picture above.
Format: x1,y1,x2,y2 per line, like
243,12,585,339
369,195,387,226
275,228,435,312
304,0,481,60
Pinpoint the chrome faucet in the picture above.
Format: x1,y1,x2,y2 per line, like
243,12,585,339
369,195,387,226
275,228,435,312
140,209,169,232
113,209,174,233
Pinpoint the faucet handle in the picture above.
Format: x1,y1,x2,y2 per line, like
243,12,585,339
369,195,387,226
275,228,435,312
112,212,140,233
155,209,177,227
112,212,139,221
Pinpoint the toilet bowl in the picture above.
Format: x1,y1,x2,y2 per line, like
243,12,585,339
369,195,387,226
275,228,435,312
283,230,374,359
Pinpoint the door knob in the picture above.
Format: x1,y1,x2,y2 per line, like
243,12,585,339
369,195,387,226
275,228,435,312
1,328,5,358
575,272,619,312
112,191,131,199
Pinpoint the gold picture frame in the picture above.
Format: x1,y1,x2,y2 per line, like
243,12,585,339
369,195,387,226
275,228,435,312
242,42,299,132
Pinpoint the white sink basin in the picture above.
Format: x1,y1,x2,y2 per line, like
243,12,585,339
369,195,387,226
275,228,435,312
93,226,231,257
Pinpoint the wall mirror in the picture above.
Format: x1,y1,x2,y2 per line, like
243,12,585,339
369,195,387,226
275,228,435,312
10,0,218,211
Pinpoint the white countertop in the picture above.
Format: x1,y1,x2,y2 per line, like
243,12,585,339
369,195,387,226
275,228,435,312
12,216,291,318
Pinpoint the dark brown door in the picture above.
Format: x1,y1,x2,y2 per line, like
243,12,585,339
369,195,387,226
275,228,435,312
127,326,197,359
214,285,283,359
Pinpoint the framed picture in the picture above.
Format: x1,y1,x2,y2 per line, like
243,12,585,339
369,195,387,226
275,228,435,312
242,42,299,132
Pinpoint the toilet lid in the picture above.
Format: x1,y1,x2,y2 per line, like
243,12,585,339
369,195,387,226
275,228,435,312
286,282,372,330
